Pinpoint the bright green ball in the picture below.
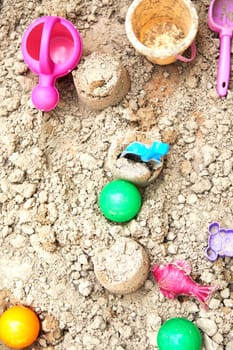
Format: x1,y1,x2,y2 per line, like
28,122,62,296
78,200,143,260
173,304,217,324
157,318,202,350
98,179,142,223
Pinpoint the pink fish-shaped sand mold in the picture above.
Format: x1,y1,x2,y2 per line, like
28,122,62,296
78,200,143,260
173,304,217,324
151,260,218,309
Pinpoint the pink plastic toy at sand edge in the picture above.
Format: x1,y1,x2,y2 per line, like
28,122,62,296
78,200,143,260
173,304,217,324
208,0,233,97
22,16,83,111
152,260,218,309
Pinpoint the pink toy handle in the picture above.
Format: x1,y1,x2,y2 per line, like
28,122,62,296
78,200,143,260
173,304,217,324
217,34,232,97
176,41,196,63
39,16,58,74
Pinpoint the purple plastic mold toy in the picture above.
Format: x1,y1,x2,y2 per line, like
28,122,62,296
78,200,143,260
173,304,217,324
205,222,233,261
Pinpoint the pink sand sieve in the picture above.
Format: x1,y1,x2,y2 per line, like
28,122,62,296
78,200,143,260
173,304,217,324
21,16,83,111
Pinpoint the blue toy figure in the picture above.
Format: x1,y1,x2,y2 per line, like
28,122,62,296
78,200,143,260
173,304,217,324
120,141,169,163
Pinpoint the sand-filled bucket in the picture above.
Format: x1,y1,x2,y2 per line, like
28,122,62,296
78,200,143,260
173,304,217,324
125,0,198,65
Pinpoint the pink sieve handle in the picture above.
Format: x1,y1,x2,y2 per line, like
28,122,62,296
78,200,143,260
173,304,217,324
39,16,58,74
217,34,232,97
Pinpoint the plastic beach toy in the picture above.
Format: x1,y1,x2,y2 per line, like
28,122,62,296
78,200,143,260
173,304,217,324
206,222,233,261
0,305,40,349
125,0,198,65
98,179,142,223
208,0,233,97
151,260,218,309
22,16,83,111
120,141,169,163
157,317,202,350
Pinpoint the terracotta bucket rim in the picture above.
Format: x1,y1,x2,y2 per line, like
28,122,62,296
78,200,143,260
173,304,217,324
125,0,199,60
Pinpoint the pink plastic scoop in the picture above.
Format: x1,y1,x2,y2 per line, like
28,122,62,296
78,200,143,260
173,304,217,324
22,16,83,111
208,0,233,97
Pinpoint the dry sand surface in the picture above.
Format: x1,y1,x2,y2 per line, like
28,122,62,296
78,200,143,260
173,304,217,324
0,0,233,349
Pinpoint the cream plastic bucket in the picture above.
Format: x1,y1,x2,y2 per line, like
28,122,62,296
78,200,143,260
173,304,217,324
125,0,198,65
